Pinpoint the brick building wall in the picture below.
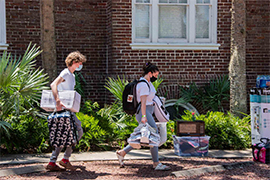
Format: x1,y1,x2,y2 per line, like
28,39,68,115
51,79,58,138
53,0,109,103
5,0,41,66
5,0,110,104
4,0,270,110
246,0,270,88
109,0,232,100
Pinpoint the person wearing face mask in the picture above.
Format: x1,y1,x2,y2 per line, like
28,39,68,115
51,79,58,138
116,62,171,171
46,51,86,172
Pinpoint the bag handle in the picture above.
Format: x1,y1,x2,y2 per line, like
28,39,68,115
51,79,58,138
252,145,262,161
260,138,270,144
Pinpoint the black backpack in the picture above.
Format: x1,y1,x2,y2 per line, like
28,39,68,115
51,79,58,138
122,79,150,115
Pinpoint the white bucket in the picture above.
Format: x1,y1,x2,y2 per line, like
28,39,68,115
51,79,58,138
156,122,167,146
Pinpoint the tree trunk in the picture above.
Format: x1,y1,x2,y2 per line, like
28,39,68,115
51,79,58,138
229,0,247,116
40,0,57,82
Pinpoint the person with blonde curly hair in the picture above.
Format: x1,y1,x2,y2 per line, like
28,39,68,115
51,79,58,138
46,51,86,172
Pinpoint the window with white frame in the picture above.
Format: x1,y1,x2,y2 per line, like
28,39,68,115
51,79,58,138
0,0,8,50
131,0,219,50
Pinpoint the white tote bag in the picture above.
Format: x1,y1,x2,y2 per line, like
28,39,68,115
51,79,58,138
156,122,167,146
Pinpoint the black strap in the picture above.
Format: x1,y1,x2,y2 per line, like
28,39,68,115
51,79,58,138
70,112,78,146
260,138,270,144
252,138,270,161
252,145,262,161
138,79,150,91
135,79,151,114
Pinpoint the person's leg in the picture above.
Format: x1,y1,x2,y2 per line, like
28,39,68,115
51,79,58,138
59,146,76,171
46,147,65,171
150,146,159,163
116,107,144,164
63,146,73,160
117,144,133,160
50,147,63,163
73,113,83,141
144,106,160,165
146,106,170,170
118,106,144,157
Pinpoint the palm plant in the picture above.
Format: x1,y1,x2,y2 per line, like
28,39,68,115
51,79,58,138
104,76,133,129
152,75,163,91
177,75,230,113
104,76,128,103
0,43,49,137
201,75,230,111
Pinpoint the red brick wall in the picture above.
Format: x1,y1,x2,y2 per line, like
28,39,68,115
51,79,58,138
53,0,109,103
246,0,270,88
4,0,270,110
5,0,41,66
109,0,232,100
5,0,110,104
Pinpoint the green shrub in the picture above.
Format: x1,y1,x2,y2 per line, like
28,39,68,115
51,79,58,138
81,100,139,148
177,75,230,113
181,110,251,150
0,43,49,138
97,102,138,148
1,115,49,154
76,112,106,151
81,101,115,143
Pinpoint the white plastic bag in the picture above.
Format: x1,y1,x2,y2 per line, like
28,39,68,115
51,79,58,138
156,122,167,146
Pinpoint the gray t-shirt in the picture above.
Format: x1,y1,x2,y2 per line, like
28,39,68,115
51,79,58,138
57,68,75,91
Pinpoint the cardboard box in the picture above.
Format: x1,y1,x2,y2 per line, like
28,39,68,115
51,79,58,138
176,120,205,136
173,135,210,157
250,88,261,144
40,90,81,112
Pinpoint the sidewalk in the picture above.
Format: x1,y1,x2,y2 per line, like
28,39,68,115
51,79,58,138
0,149,252,177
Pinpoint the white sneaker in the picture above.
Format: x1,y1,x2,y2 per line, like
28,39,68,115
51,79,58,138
154,163,171,171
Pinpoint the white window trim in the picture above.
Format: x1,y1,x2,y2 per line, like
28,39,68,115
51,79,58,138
0,0,8,50
130,43,220,50
131,0,219,50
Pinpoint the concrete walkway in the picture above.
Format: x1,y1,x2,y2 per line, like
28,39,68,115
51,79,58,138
0,149,252,177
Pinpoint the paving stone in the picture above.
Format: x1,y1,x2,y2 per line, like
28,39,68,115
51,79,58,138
171,161,254,178
0,165,45,177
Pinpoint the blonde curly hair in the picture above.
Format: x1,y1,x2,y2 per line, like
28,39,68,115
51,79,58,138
65,51,86,67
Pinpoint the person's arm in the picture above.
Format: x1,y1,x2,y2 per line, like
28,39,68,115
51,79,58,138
140,95,147,124
50,76,65,111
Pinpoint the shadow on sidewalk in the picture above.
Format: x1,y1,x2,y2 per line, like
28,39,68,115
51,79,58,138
56,165,111,179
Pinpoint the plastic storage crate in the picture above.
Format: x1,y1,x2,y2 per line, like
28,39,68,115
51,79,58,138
173,135,210,157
